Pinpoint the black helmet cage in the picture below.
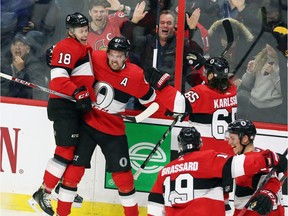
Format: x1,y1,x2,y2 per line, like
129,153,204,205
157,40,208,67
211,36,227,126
177,127,202,154
66,12,89,29
227,119,257,143
205,57,229,79
107,36,131,54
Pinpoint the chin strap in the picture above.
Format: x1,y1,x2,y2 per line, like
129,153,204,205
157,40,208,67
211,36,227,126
240,139,252,154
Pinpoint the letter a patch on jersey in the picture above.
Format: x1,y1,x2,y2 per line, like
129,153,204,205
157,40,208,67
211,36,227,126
120,77,128,86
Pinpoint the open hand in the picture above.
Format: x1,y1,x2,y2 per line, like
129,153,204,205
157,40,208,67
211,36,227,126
186,8,201,30
246,60,255,73
131,1,148,24
106,0,122,11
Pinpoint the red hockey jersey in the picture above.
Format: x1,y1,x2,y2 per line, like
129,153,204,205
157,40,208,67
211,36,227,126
156,83,237,154
233,148,285,216
148,149,269,216
49,38,95,98
87,11,128,51
84,50,156,135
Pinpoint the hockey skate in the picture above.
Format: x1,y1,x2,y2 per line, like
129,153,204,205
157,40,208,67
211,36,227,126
28,186,54,216
52,183,83,208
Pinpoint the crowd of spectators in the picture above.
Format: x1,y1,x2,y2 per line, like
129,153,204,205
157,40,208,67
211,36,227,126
0,0,287,124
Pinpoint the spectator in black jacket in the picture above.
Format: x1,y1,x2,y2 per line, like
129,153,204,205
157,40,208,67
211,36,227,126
1,33,47,100
121,6,203,93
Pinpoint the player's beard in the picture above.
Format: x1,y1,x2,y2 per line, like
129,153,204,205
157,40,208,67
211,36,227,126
108,59,125,71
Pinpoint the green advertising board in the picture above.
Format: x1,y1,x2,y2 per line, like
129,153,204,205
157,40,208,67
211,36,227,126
105,122,171,192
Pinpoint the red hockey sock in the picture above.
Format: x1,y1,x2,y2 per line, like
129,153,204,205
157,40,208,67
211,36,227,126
43,158,67,192
56,186,76,216
57,200,73,216
123,204,139,216
118,188,138,216
43,170,60,193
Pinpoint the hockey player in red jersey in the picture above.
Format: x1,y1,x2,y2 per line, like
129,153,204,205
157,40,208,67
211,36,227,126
147,126,280,216
53,36,158,216
226,119,287,216
28,12,94,216
145,56,237,208
145,57,236,154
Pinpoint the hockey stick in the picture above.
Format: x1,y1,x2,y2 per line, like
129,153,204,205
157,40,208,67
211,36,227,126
0,72,74,100
152,0,160,67
133,114,183,180
280,173,287,185
232,7,267,75
0,72,159,123
238,148,288,216
220,19,234,57
279,153,288,185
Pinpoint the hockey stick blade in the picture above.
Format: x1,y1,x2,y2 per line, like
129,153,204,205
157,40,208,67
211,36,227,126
0,72,157,123
220,19,234,57
134,114,182,180
238,148,288,216
121,102,159,123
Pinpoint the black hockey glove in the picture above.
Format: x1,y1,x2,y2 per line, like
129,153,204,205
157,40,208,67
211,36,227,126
145,67,170,90
46,44,55,67
186,51,206,70
72,86,92,113
249,189,277,215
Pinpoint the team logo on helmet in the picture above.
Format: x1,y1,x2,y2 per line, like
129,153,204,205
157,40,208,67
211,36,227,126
209,58,215,64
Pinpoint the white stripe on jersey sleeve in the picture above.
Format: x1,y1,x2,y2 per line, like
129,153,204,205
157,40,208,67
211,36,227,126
147,201,165,216
51,62,93,80
231,154,246,178
51,67,69,80
173,91,186,113
139,89,156,105
194,186,223,201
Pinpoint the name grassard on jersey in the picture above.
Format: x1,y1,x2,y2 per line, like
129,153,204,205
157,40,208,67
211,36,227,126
161,161,199,176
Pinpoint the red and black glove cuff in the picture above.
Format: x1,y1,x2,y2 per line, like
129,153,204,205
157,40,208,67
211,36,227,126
73,86,90,100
